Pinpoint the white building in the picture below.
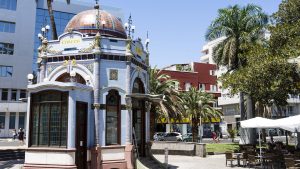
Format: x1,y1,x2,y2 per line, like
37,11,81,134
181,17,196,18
0,0,122,138
200,37,300,131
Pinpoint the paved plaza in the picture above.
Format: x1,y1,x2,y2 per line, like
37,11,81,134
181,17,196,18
154,154,248,169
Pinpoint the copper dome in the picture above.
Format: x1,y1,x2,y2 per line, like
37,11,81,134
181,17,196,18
65,9,127,39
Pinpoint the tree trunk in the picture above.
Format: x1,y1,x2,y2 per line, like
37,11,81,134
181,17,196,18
247,95,256,145
47,0,58,40
192,116,198,142
239,92,247,144
240,94,256,145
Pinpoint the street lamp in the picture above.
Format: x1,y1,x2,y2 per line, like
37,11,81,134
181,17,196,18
39,24,50,41
124,14,135,39
27,74,34,85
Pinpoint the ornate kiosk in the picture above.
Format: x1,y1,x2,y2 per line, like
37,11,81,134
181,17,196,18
24,3,156,169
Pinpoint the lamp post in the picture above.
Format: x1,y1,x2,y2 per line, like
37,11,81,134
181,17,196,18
124,14,135,39
38,24,50,42
27,74,34,85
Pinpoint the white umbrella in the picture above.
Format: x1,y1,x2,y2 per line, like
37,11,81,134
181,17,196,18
275,115,300,132
241,117,276,129
241,117,276,168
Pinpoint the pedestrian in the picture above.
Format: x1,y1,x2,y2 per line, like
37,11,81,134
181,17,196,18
212,131,218,143
12,129,17,140
18,128,24,144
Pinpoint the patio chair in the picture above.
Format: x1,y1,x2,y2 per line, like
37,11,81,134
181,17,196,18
247,154,261,169
240,152,248,167
225,151,236,167
283,158,300,169
295,151,300,160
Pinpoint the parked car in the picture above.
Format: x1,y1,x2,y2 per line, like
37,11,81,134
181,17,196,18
182,133,193,142
182,133,201,142
153,132,166,141
163,132,182,141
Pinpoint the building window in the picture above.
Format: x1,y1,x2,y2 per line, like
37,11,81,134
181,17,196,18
11,89,17,101
0,112,5,129
0,42,14,55
1,89,8,100
9,112,15,129
19,112,25,129
0,0,17,10
20,90,26,99
106,90,120,145
210,85,218,92
199,84,206,91
0,21,15,33
209,70,216,76
185,83,191,91
0,65,13,77
30,91,68,147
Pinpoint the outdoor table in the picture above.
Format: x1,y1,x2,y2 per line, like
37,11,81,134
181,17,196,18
295,159,300,163
234,153,243,167
255,155,275,169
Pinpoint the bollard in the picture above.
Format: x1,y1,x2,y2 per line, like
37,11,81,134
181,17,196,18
164,147,168,168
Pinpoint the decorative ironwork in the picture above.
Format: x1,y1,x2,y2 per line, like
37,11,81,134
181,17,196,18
82,63,94,74
47,65,60,75
47,46,63,55
79,41,96,53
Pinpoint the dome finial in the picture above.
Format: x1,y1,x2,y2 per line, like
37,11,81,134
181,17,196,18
94,0,101,31
94,0,99,9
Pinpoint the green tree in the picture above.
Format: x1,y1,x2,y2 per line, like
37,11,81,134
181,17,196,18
270,0,300,58
206,4,268,144
180,87,222,142
47,0,70,40
221,44,300,112
149,67,183,137
269,0,300,148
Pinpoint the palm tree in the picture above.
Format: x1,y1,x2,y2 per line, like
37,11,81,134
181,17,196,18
47,0,71,40
149,67,184,138
180,87,222,142
206,4,268,70
206,4,268,144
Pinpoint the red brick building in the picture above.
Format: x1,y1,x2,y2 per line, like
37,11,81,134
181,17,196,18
161,62,220,98
156,62,222,137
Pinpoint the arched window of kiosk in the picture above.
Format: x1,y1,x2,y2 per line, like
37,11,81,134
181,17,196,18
105,90,121,145
132,78,145,94
30,90,68,147
56,72,86,85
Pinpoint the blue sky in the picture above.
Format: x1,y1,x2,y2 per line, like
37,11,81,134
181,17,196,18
98,0,282,68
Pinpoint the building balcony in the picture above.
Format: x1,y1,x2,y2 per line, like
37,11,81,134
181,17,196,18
200,54,210,63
